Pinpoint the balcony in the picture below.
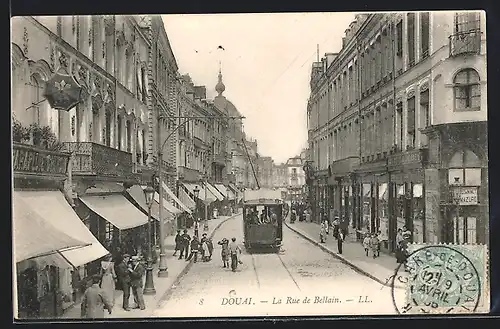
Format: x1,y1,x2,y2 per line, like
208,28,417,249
178,166,201,182
13,142,70,180
61,142,135,179
449,30,481,57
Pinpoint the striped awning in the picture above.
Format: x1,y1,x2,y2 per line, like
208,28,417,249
205,182,224,201
161,181,191,214
182,183,215,204
126,185,175,222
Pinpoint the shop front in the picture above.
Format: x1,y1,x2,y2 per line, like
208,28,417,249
387,148,428,250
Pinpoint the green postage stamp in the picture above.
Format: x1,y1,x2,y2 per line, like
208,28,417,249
392,243,489,314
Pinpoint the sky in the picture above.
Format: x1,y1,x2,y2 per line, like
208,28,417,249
162,12,356,164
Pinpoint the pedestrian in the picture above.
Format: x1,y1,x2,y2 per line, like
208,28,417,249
369,233,380,258
337,228,344,254
201,233,210,262
179,229,190,260
99,254,117,309
305,209,311,223
173,230,182,257
332,216,340,238
319,220,328,243
187,236,200,263
115,253,131,311
128,256,146,310
363,233,371,257
228,237,242,272
218,238,229,268
402,226,412,242
81,274,113,318
206,236,214,260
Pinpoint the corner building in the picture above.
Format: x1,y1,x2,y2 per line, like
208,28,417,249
307,12,487,251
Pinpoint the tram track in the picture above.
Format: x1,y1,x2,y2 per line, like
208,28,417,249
247,247,302,292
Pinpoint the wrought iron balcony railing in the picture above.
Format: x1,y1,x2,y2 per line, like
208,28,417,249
61,142,134,178
13,142,70,179
449,30,481,57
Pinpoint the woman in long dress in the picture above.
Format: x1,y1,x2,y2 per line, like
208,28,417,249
100,254,117,308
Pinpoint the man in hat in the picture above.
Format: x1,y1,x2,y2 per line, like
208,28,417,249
128,256,146,310
179,229,191,260
115,253,131,311
81,274,113,318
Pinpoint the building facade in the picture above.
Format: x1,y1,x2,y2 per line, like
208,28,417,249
307,11,487,250
272,163,288,188
285,156,306,202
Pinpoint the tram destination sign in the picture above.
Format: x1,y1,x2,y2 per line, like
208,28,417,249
452,186,479,206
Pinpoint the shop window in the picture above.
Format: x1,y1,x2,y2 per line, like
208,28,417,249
396,184,406,230
412,183,425,243
453,216,477,244
453,69,480,111
378,183,389,241
362,184,371,231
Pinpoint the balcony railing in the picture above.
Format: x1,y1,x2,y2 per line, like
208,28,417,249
13,142,70,179
449,30,481,57
61,142,134,178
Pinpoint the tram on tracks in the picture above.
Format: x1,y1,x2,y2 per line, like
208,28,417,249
243,188,284,252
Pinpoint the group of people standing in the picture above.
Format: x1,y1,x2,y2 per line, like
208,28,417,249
174,229,214,263
319,216,347,254
80,253,147,318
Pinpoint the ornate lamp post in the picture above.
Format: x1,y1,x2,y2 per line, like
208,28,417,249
142,184,156,295
193,185,200,238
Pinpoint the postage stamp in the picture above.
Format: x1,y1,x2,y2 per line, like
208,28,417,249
391,243,489,314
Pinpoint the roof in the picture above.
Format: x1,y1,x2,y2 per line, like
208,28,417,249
243,188,283,204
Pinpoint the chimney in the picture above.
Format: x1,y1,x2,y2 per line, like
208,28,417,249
342,37,346,48
324,53,338,68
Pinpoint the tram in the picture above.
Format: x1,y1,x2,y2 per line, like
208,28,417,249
243,188,284,252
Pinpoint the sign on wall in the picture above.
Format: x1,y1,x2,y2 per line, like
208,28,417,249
452,186,479,205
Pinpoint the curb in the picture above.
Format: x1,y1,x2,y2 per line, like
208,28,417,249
284,222,404,289
155,212,241,308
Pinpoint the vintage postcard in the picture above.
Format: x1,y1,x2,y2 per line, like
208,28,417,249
11,11,489,319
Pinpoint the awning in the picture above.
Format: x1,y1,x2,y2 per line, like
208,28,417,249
80,194,148,230
153,192,182,215
126,185,174,222
13,193,90,264
182,183,215,204
161,181,191,214
214,184,228,198
205,182,224,201
179,187,196,210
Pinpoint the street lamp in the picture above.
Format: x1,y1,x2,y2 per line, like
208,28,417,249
142,184,156,295
193,185,200,238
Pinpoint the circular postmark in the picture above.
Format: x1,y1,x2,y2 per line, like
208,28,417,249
391,245,481,314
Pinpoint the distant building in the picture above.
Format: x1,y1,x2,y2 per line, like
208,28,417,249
285,156,306,202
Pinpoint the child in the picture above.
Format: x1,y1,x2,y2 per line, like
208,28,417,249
369,233,380,259
362,233,371,257
187,236,200,263
217,238,229,268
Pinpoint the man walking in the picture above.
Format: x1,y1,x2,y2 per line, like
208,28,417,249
173,230,182,257
128,256,146,310
187,236,200,263
80,274,113,318
228,237,242,272
116,253,131,311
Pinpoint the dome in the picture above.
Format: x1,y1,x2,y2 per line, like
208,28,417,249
215,70,225,96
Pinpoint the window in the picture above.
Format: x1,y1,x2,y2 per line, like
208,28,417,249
420,90,430,127
407,13,416,67
453,216,477,244
396,102,403,149
407,96,416,149
105,222,113,243
420,12,430,58
396,20,403,56
448,149,482,186
454,12,480,33
29,74,42,125
453,69,480,110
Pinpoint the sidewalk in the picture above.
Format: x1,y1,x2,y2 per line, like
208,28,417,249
285,220,404,288
61,213,240,319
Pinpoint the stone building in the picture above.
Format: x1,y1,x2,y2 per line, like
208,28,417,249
307,11,487,250
285,156,306,202
272,163,288,188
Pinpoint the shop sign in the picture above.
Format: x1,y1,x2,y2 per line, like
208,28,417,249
43,69,83,111
452,187,478,205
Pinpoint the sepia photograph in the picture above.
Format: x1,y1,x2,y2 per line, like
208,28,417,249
11,11,489,319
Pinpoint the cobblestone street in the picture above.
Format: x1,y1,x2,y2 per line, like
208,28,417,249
152,214,404,317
